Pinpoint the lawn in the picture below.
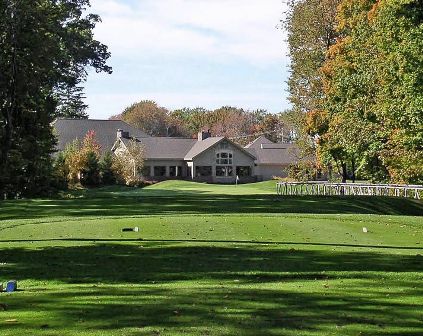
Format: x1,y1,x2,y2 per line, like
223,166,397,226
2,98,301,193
0,180,422,336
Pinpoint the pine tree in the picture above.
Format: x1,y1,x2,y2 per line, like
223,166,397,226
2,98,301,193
99,152,116,185
0,0,111,197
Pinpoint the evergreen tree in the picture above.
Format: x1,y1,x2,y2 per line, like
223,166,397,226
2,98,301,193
81,151,100,186
52,151,69,190
0,0,111,197
99,152,116,185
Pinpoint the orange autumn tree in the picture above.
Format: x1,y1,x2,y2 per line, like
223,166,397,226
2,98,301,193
64,130,101,186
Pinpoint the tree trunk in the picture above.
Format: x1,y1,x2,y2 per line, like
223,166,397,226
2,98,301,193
351,158,356,183
341,162,348,183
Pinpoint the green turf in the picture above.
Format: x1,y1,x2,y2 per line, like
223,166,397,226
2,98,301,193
0,180,422,335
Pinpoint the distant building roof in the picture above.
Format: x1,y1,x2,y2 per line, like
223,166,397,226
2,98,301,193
128,137,197,160
118,135,256,161
245,136,300,165
52,119,150,154
245,135,273,149
53,119,300,166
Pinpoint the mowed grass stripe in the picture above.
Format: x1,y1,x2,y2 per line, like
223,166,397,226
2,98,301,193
0,180,422,336
1,181,423,221
0,215,422,250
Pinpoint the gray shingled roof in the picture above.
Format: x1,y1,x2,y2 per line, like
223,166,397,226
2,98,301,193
124,137,197,160
52,119,150,154
245,136,300,165
253,143,300,165
184,137,224,160
245,135,273,149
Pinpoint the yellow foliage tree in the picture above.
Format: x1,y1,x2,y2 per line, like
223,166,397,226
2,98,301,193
64,130,101,185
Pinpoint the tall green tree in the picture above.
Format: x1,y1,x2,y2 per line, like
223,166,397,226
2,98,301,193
322,0,423,183
285,0,340,114
0,0,111,196
285,0,342,178
370,0,423,183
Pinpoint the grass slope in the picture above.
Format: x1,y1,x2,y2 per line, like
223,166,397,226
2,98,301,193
0,180,422,336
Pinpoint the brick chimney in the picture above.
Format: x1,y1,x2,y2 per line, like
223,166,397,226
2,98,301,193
198,130,211,141
117,129,130,139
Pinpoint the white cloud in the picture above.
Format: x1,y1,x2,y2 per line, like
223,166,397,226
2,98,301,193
89,0,288,65
84,0,291,118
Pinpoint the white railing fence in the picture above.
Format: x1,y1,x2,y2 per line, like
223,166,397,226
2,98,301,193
276,182,423,199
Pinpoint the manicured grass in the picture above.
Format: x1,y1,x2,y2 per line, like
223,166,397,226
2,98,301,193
0,180,422,335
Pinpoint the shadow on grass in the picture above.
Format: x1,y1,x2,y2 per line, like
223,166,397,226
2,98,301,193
2,243,423,284
2,285,423,336
0,243,423,335
1,193,422,220
0,238,422,251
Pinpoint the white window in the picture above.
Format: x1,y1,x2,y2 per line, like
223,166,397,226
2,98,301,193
216,166,233,177
216,152,233,165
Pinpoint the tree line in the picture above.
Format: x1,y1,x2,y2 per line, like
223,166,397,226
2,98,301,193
111,100,297,146
286,0,423,183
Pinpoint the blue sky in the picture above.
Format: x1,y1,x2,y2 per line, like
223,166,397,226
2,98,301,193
84,0,290,119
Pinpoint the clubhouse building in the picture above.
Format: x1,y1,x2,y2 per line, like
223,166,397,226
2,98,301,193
53,119,302,183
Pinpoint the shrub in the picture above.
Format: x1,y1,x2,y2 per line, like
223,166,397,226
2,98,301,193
287,162,316,182
99,152,116,185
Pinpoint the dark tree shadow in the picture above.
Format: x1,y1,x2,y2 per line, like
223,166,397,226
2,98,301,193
1,193,422,220
0,243,422,335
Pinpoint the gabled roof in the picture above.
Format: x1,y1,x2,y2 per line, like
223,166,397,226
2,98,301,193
249,142,300,165
184,137,256,161
184,137,224,160
245,135,301,165
52,118,150,154
245,135,273,149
